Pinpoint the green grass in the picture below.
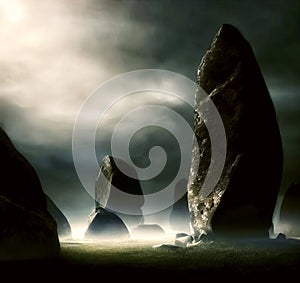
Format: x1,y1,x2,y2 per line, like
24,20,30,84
59,238,300,278
1,238,300,281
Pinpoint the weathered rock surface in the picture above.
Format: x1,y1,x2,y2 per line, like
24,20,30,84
0,196,59,260
169,179,190,233
187,24,283,239
95,155,144,228
0,127,60,259
46,195,72,240
279,183,300,238
84,207,129,240
0,127,47,212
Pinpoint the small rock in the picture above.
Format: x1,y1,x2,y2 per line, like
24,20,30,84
131,224,165,238
152,244,182,250
275,233,287,241
175,235,193,248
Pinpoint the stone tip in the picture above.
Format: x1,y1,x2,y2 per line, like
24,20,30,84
209,24,249,51
219,24,241,34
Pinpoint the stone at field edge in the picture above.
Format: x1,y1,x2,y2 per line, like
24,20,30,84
0,127,60,259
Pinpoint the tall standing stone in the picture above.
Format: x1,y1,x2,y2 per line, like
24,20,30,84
187,24,283,239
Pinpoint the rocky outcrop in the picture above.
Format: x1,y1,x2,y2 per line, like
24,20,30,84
95,155,144,228
84,207,129,240
0,127,60,259
0,128,47,212
0,196,59,260
46,195,72,240
279,183,300,238
187,24,283,239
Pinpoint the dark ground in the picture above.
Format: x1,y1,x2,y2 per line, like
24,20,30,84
1,238,300,282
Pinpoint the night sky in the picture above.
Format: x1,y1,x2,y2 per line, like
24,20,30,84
0,0,299,234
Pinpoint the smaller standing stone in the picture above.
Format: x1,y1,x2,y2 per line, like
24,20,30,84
95,155,144,229
279,183,300,238
46,195,72,240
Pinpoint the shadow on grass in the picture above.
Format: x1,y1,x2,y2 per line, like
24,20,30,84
1,238,300,281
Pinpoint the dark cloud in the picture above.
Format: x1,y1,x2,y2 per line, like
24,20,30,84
1,0,299,232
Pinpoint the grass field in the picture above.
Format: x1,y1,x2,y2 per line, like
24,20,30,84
1,237,300,281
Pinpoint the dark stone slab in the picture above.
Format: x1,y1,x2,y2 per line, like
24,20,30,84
0,127,47,212
188,24,283,239
0,127,60,259
0,196,60,260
